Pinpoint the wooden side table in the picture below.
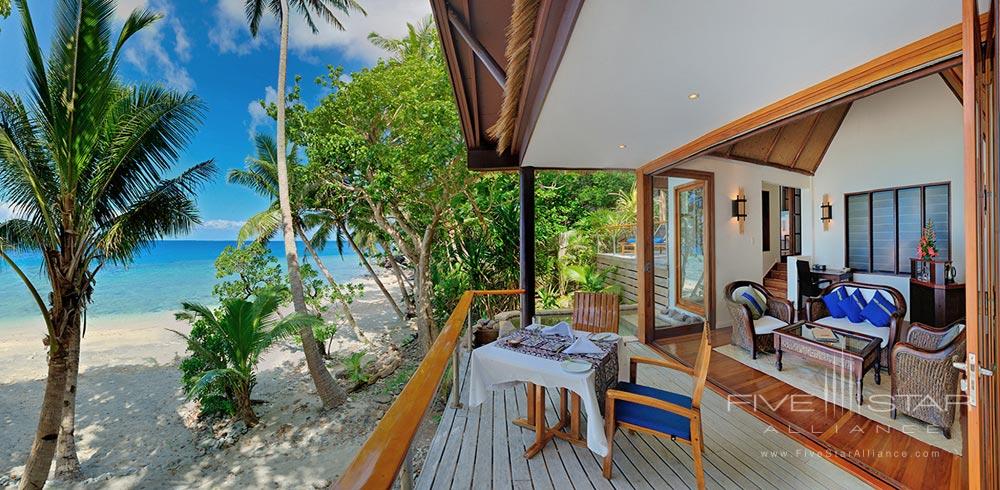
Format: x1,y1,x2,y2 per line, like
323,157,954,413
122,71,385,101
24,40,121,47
909,279,965,327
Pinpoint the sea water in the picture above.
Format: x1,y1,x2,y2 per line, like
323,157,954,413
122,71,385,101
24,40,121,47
0,240,365,325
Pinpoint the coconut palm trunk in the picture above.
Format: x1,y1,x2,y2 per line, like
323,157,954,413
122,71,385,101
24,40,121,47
275,0,345,409
295,224,370,344
22,270,84,489
54,323,82,480
339,222,404,320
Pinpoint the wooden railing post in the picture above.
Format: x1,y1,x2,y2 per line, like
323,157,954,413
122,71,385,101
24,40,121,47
335,289,523,490
466,305,473,352
451,347,462,408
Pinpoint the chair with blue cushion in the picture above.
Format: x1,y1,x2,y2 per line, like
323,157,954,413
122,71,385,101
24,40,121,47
603,323,712,488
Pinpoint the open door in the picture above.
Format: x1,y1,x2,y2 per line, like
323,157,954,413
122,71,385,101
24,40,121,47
674,180,708,316
963,0,999,486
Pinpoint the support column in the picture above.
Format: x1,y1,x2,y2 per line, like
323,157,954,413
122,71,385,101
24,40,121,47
520,167,536,327
636,170,654,344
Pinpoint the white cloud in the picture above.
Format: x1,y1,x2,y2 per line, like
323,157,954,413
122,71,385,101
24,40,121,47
118,0,195,92
208,0,265,55
247,86,279,140
113,0,148,21
209,0,431,64
200,219,247,231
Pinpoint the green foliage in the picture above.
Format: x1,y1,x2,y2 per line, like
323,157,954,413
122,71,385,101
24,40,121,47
178,319,234,418
562,264,622,295
181,243,293,419
212,242,288,301
381,365,416,395
174,288,321,425
342,351,369,385
537,286,562,310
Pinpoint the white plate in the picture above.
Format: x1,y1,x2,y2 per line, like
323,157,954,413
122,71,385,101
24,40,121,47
561,360,592,373
590,332,620,342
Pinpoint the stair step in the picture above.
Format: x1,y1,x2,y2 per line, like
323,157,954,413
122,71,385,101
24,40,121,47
766,288,787,299
764,278,787,289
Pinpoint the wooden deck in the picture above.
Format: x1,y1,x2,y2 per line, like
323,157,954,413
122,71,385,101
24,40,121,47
654,328,968,489
417,339,870,489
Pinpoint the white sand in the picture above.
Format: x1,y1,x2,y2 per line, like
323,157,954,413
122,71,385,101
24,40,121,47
0,269,414,489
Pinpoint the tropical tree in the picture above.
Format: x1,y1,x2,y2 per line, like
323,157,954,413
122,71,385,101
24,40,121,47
0,1,215,486
301,26,470,352
174,289,320,427
242,0,364,410
228,133,371,343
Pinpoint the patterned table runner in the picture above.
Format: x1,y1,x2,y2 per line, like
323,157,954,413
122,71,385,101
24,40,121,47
497,331,619,413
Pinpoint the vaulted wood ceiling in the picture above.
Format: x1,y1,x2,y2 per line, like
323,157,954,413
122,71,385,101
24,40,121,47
710,103,852,175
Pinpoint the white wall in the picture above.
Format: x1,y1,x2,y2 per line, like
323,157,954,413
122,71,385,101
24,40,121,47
676,157,812,327
761,182,781,275
809,76,964,301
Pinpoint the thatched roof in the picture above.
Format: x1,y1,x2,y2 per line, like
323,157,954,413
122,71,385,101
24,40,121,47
487,0,541,154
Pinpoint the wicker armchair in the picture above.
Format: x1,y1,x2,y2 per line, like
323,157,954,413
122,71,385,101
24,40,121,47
890,320,966,439
723,281,793,359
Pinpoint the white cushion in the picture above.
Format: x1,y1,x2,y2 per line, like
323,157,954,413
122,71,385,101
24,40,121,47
812,316,890,347
753,315,788,335
936,324,965,348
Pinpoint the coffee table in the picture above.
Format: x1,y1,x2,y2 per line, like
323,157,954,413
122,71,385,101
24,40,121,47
772,322,881,405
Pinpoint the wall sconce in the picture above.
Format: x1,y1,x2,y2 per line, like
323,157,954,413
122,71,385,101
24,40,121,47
821,199,833,231
732,191,747,234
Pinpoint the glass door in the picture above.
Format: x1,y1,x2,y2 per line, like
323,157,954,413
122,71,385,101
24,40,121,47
674,181,707,315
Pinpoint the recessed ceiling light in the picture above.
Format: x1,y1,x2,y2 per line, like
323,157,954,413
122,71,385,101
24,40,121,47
618,144,627,149
688,92,700,100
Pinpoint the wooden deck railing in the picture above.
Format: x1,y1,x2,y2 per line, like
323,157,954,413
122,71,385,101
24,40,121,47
334,289,524,490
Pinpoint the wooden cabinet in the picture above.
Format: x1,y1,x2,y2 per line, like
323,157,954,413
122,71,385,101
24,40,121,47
909,279,965,327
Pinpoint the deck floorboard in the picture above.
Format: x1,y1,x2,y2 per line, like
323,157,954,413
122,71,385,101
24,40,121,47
416,340,870,489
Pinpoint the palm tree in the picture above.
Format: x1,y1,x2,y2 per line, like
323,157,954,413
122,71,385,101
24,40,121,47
242,0,364,410
173,289,318,427
0,1,215,486
367,16,437,60
228,134,375,342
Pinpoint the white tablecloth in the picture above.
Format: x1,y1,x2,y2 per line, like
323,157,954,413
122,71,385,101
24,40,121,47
467,332,628,457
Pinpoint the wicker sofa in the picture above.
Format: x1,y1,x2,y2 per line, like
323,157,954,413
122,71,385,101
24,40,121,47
890,320,966,438
724,281,794,359
804,281,907,372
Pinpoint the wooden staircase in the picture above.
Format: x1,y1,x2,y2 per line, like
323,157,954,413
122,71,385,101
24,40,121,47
763,263,787,299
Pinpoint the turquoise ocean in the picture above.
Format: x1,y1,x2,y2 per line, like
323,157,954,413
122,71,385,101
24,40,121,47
0,241,365,325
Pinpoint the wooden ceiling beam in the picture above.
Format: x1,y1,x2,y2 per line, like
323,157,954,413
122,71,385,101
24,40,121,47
446,3,507,88
762,125,785,163
790,114,822,170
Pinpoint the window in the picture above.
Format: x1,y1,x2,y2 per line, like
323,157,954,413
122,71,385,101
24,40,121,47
845,183,950,274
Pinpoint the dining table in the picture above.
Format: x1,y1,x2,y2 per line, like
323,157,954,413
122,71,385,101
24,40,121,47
467,327,628,458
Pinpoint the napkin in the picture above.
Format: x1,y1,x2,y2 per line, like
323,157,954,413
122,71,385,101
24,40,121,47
563,336,603,355
540,321,573,338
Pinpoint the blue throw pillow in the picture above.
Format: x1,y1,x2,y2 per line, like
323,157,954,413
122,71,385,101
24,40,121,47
861,291,897,328
839,289,868,323
822,287,848,318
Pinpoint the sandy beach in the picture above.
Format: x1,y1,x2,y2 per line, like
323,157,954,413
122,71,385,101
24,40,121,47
0,268,415,489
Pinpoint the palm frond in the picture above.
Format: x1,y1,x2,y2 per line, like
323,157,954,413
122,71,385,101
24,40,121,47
237,207,281,244
98,160,216,262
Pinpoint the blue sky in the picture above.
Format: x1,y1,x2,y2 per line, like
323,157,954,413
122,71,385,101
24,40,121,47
0,0,430,239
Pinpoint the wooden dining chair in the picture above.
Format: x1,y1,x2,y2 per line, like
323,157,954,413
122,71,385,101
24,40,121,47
571,292,620,334
602,322,712,489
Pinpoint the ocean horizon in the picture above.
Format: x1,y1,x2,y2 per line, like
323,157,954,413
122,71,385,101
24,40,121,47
0,240,366,325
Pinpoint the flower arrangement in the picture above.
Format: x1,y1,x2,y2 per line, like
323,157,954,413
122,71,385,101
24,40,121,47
917,220,938,260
